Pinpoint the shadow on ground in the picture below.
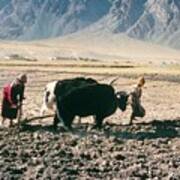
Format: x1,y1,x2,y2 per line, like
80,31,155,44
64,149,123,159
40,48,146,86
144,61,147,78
104,119,180,140
18,119,180,140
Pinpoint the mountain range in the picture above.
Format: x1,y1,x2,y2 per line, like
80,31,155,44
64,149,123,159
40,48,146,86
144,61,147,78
0,0,180,49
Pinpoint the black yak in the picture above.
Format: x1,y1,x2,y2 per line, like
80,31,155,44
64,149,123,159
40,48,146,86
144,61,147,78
54,84,129,130
40,77,97,115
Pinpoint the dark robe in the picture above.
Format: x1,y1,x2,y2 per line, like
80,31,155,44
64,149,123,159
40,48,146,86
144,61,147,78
1,82,25,119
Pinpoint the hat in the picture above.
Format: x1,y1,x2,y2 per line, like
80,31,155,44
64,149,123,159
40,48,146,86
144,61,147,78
17,73,27,83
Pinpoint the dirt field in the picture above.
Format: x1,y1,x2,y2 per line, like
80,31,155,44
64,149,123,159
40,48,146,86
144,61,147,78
0,60,179,179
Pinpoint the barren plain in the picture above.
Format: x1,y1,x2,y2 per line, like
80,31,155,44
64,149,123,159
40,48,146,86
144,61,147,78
0,39,179,179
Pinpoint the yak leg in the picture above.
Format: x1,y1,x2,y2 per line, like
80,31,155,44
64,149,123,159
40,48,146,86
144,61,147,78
40,104,46,116
57,108,74,131
92,115,104,129
61,112,74,131
53,113,59,129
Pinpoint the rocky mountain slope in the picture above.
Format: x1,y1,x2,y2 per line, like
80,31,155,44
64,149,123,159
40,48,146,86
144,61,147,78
0,0,180,49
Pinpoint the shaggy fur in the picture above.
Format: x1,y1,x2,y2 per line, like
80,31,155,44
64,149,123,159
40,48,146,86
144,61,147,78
54,84,129,130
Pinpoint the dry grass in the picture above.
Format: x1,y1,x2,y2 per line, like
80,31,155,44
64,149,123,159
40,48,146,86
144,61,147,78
0,59,180,78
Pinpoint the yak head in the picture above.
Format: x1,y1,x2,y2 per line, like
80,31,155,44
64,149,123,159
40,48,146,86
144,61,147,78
116,91,129,111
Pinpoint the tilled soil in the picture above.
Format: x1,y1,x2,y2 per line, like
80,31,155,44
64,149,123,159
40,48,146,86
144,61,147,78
0,121,179,179
0,68,180,179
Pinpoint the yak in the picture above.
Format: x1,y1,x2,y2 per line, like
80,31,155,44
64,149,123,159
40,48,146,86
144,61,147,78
40,77,97,116
54,83,129,130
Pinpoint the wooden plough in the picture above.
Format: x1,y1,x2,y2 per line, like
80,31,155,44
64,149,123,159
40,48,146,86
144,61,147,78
19,114,55,126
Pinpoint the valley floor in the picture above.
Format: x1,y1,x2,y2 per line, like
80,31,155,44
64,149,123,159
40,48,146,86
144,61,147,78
0,59,179,179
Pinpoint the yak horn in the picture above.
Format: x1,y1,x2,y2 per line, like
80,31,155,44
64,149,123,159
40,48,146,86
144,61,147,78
109,76,120,86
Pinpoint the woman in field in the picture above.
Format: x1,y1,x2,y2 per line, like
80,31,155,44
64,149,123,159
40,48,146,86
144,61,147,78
1,73,27,127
